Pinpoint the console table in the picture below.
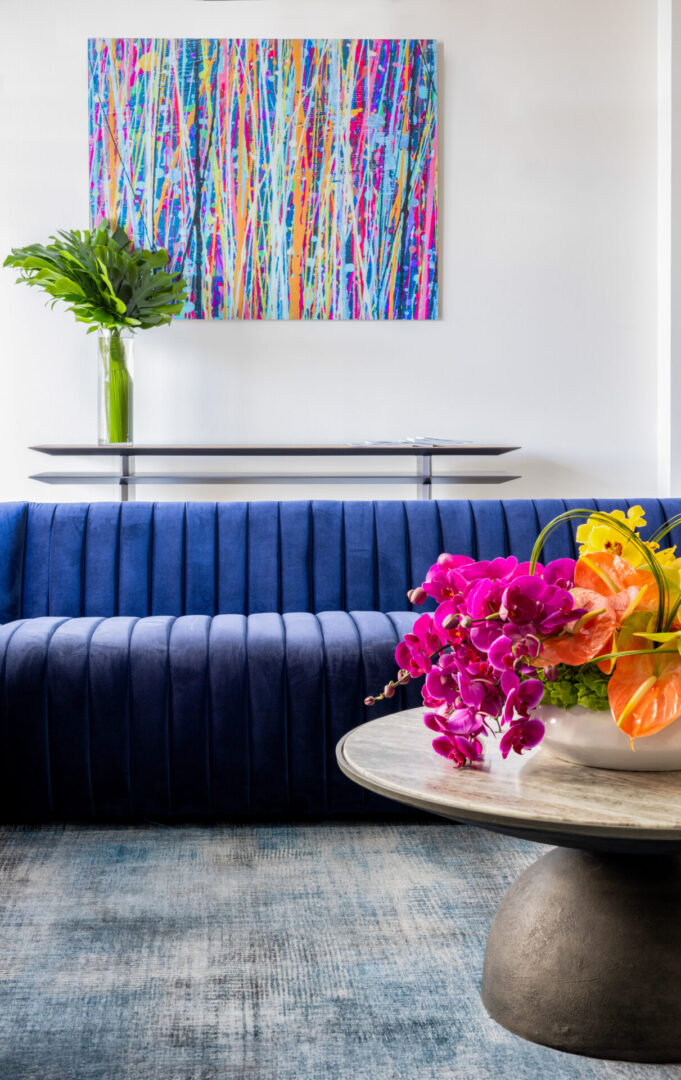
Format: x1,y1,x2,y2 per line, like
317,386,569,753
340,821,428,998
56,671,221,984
29,444,521,501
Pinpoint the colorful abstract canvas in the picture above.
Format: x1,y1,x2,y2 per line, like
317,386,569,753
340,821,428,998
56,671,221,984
89,39,438,320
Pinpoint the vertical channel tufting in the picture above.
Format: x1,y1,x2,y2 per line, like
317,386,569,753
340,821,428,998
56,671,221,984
88,617,139,818
499,500,538,561
79,505,90,616
15,505,28,625
375,501,410,613
47,617,105,818
168,615,212,816
434,499,444,557
48,505,90,617
283,613,324,812
307,502,314,614
282,609,290,808
214,505,219,618
22,504,56,617
246,613,287,811
317,611,364,811
167,617,174,816
276,498,282,613
317,612,329,810
83,504,120,616
372,503,379,612
245,615,251,811
500,502,510,556
185,503,218,615
402,502,413,610
0,620,25,819
340,503,346,612
280,502,311,613
206,617,213,815
209,615,249,814
469,502,507,561
129,616,173,818
248,504,281,614
147,504,154,616
181,503,187,616
404,501,440,610
216,502,248,614
311,501,344,612
114,503,122,615
437,500,475,561
151,503,184,616
118,503,154,617
5,618,70,818
469,501,478,560
343,503,377,612
85,616,95,814
245,504,250,615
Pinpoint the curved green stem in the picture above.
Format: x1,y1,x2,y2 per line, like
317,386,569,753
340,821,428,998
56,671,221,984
529,509,670,632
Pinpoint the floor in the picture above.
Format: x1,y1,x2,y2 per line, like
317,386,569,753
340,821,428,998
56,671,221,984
0,820,679,1080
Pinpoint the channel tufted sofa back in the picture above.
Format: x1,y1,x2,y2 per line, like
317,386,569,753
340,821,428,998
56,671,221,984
2,498,681,623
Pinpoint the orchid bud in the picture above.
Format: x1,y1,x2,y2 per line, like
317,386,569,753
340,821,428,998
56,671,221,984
364,696,375,707
407,586,426,605
442,613,458,631
383,683,396,699
459,615,472,629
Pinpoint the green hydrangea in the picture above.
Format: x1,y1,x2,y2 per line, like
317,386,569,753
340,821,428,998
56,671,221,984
538,663,610,712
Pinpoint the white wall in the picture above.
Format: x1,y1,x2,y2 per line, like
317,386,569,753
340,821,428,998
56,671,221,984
0,0,658,504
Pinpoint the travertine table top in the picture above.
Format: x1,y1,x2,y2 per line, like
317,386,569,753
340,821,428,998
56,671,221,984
337,709,681,846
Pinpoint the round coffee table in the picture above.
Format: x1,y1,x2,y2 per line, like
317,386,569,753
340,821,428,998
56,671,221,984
337,707,681,1063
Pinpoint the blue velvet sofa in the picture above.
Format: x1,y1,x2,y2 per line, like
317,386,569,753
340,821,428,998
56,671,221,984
1,498,679,822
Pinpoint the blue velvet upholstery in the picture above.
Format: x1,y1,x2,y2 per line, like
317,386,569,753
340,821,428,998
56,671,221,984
1,499,680,821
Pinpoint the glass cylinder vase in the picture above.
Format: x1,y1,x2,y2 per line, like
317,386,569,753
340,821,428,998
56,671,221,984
98,329,134,445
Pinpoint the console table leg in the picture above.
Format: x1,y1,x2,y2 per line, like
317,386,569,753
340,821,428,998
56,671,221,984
481,847,681,1062
120,455,134,503
418,454,432,500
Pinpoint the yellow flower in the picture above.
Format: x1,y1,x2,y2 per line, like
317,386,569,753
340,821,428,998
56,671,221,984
576,506,648,565
648,544,681,569
576,506,681,574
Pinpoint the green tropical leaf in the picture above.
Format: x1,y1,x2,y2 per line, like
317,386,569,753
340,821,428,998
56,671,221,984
4,221,188,332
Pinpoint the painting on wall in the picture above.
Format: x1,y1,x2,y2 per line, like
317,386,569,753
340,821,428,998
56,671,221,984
88,38,438,321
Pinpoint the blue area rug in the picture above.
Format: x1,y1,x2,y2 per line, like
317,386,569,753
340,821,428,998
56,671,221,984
0,821,679,1080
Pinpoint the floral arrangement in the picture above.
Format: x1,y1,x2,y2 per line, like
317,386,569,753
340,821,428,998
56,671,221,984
366,507,681,767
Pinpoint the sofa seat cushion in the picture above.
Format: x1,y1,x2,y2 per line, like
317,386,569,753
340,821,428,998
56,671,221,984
0,612,420,821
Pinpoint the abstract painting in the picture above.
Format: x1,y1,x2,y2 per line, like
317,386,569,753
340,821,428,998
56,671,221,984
89,39,438,320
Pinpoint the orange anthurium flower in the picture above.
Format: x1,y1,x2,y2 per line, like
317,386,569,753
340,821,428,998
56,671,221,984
609,649,681,740
540,587,617,667
574,551,658,610
540,584,650,671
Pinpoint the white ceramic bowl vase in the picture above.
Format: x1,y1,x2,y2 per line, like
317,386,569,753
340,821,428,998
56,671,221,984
535,704,681,771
